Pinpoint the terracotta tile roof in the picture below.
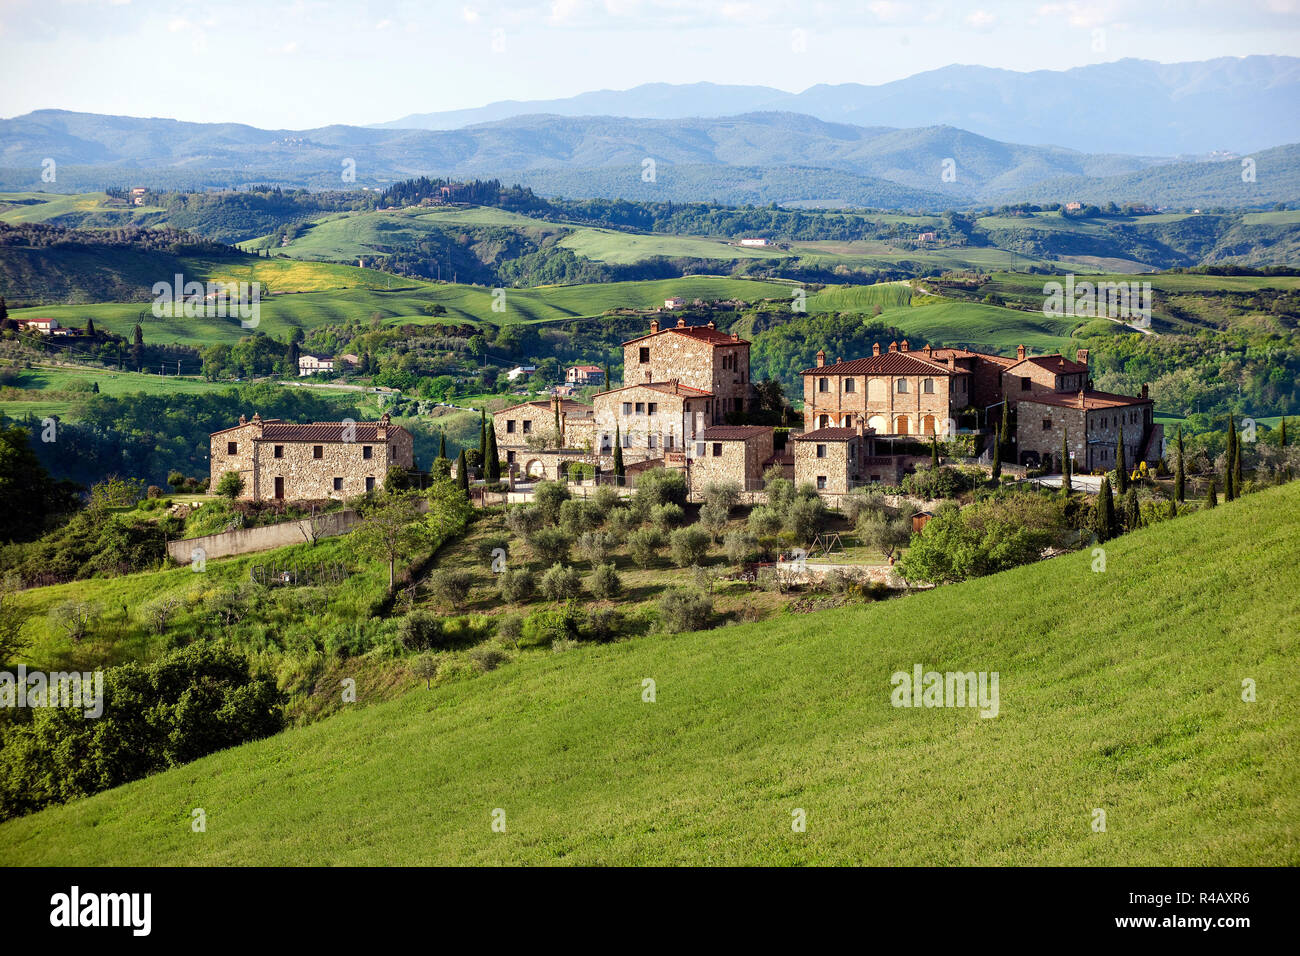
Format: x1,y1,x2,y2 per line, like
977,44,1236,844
258,421,403,442
698,425,773,441
794,427,861,441
928,347,1018,367
800,352,953,377
1018,390,1151,410
623,324,749,347
1006,354,1088,375
598,381,712,398
499,399,594,415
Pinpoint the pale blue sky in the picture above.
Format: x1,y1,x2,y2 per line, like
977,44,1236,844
2,0,1298,128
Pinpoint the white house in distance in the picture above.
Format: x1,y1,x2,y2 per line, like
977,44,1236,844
664,297,686,310
738,237,770,246
18,317,59,334
507,365,537,381
298,354,335,376
566,365,604,386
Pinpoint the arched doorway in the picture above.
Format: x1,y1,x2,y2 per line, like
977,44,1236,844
922,415,936,435
868,415,887,434
895,417,910,435
526,459,546,479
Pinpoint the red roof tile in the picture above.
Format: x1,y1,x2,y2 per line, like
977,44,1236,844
800,352,954,377
1007,354,1088,375
1018,390,1151,410
623,324,748,347
794,427,861,441
698,426,773,441
598,381,712,398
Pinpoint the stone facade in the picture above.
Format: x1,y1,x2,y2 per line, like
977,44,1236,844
622,318,751,419
792,427,874,494
801,341,968,436
689,426,775,493
1003,346,1090,406
1015,390,1161,471
209,413,413,502
593,382,712,462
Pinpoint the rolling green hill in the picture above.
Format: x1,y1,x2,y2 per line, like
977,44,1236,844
2,481,1295,866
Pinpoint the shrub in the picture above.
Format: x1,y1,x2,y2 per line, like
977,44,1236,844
496,613,524,648
699,501,729,542
856,513,912,562
411,654,439,688
657,588,714,633
533,480,571,525
841,487,886,524
522,601,583,647
723,530,758,564
702,481,741,513
146,485,163,499
540,562,583,602
505,504,543,539
669,525,711,568
588,562,622,600
650,502,685,532
139,594,182,635
398,610,445,651
48,600,102,643
633,467,687,517
627,527,664,568
559,498,601,536
783,495,826,543
577,531,614,566
585,606,622,642
747,505,782,538
605,508,637,537
592,485,621,515
902,465,974,500
497,567,536,604
166,470,187,492
431,569,474,610
470,645,509,673
215,471,244,500
529,527,573,565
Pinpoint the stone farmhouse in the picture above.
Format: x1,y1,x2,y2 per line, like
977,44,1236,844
801,341,971,436
622,318,753,420
493,397,596,479
690,425,776,491
1015,386,1161,472
209,412,414,502
566,365,605,386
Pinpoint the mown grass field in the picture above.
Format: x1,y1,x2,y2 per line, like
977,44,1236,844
559,227,792,264
0,191,165,225
1,481,1295,865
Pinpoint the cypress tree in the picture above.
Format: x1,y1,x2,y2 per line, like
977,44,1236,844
1224,417,1237,502
437,431,447,460
613,424,625,486
603,363,612,392
1167,496,1177,521
485,419,500,484
85,317,96,337
0,296,8,328
1125,489,1141,532
1096,477,1115,542
930,434,939,469
990,422,1002,484
131,323,144,372
456,449,469,493
478,409,487,463
1280,417,1288,448
1060,427,1071,494
1114,424,1128,494
1206,475,1218,508
1000,401,1010,456
554,400,562,447
1174,424,1185,503
1233,424,1244,496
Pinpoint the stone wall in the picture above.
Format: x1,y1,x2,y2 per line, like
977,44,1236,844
803,371,963,436
593,385,709,461
793,436,868,494
688,432,773,492
1015,399,1155,470
167,509,364,563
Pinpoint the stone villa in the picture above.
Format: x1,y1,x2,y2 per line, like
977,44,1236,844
209,412,414,501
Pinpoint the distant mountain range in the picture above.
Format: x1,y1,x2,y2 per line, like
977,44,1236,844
1,83,1297,210
374,57,1300,157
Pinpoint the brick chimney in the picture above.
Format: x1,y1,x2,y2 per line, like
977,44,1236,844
1076,348,1089,368
238,414,247,425
731,332,739,342
1141,383,1149,399
676,318,686,328
872,342,881,356
900,339,909,352
706,320,715,329
837,356,843,365
377,411,389,440
1017,344,1026,361
649,319,659,334
923,343,933,357
889,341,899,353
816,349,826,367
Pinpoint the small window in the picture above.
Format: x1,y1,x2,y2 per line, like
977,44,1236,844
523,421,532,434
365,477,375,492
897,379,908,393
665,435,674,451
816,444,827,458
333,477,343,491
507,451,516,463
1042,419,1052,431
313,445,323,459
639,347,650,363
506,420,516,433
227,441,238,455
635,402,645,414
712,443,723,457
648,435,656,449
622,402,632,415
362,445,373,459
817,476,827,490
696,442,706,457
818,377,829,393
648,402,658,415
844,378,855,393
273,445,283,459
1021,377,1031,391
923,378,934,394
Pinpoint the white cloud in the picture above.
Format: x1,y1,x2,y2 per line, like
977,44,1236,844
965,9,997,28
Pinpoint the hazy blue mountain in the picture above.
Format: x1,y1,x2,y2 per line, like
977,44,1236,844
376,56,1300,156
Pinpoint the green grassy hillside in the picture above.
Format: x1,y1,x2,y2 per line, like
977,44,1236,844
2,482,1295,866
